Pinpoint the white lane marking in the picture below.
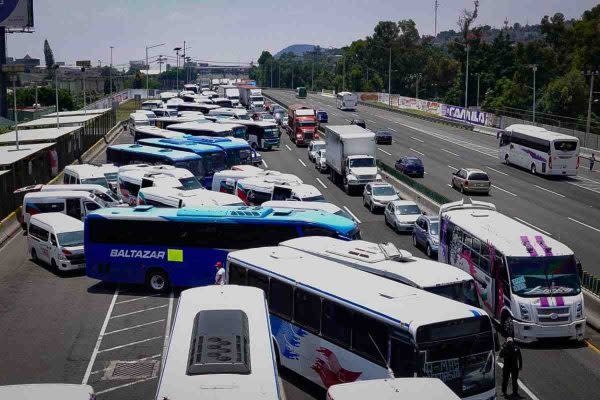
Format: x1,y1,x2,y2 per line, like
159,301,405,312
366,119,376,124
568,217,600,233
513,217,552,236
262,159,268,168
388,127,396,132
162,291,175,362
447,165,458,170
90,354,162,376
534,184,566,198
486,166,509,176
441,148,460,157
104,319,165,336
378,148,392,156
497,361,541,400
343,206,362,224
424,171,428,175
285,144,292,151
97,336,162,354
409,148,425,156
94,376,159,395
298,158,307,167
410,136,424,143
82,287,119,384
446,184,453,187
115,295,159,305
316,178,328,189
110,304,168,319
491,184,517,197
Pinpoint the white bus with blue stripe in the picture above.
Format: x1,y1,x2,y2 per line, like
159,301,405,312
227,246,496,400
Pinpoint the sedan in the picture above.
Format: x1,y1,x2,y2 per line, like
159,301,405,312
316,110,328,123
363,182,400,213
350,119,366,129
412,215,439,258
375,130,393,145
384,200,422,232
395,156,424,178
451,168,491,195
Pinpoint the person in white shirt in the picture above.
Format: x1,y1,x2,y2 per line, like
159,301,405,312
214,261,225,285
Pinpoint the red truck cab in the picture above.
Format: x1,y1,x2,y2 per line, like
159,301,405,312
286,104,318,146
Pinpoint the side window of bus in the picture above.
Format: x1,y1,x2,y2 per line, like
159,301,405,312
247,269,269,294
228,263,247,285
390,337,415,377
352,314,388,366
293,288,321,333
269,279,293,319
321,299,352,347
302,226,337,238
463,233,472,256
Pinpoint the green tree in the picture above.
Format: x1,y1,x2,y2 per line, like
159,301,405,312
132,71,144,89
43,39,55,77
539,70,587,116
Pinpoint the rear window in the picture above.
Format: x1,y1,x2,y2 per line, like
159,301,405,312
406,158,422,165
554,141,577,152
468,172,489,181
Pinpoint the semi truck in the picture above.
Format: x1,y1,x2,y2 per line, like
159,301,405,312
286,104,317,146
218,85,241,107
324,124,381,194
238,85,264,110
296,87,307,98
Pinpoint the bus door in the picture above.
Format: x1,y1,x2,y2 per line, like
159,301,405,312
493,255,510,320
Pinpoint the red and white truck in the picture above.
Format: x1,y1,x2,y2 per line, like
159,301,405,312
286,104,318,146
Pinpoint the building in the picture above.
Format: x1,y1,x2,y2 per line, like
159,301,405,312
11,54,40,72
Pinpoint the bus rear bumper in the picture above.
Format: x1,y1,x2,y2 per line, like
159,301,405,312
513,318,586,343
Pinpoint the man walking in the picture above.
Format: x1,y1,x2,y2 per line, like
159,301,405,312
499,337,522,397
214,261,225,285
590,154,596,172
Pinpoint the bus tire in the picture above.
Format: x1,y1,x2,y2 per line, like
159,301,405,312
146,269,169,293
426,244,433,258
501,313,514,338
530,163,537,175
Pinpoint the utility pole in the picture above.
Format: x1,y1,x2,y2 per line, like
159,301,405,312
146,43,165,95
583,70,599,147
54,65,60,129
270,62,273,88
109,46,114,97
475,73,481,108
311,51,315,91
278,62,281,88
529,65,538,122
174,47,182,91
464,44,470,109
388,47,392,106
434,0,439,36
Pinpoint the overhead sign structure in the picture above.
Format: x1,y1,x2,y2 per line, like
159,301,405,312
0,0,34,28
1,64,25,73
76,60,92,68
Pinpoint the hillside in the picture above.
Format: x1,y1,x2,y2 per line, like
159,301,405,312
274,44,316,58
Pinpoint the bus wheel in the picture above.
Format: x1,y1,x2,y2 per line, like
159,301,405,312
502,313,514,337
504,154,510,165
146,269,169,293
530,163,537,175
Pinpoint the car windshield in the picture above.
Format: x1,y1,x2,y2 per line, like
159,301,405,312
174,160,204,178
231,127,248,140
177,177,203,190
554,140,578,152
81,177,109,188
237,114,251,120
57,231,84,247
427,281,479,306
429,221,440,235
507,255,580,297
104,173,118,182
396,204,421,215
95,191,119,203
251,96,263,102
302,195,326,202
468,172,489,181
349,158,375,168
373,186,396,196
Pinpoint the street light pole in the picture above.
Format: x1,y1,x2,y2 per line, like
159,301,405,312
529,65,538,122
173,47,182,91
12,76,18,150
109,46,114,97
464,44,470,109
388,47,392,106
583,70,599,147
146,43,166,96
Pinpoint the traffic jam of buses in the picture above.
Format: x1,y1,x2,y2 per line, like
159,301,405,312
2,79,591,400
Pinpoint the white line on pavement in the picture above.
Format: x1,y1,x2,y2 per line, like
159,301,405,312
446,184,453,187
409,147,425,156
441,148,460,157
115,295,160,305
316,178,327,189
82,287,119,384
491,184,517,197
298,158,307,167
410,136,424,143
568,217,600,233
343,206,362,224
378,148,392,156
285,144,292,151
486,166,509,176
261,159,268,168
388,127,396,132
98,336,162,354
513,217,552,236
90,354,162,376
162,291,174,364
447,165,458,170
497,361,541,400
110,304,168,319
534,184,566,198
104,319,165,336
94,376,158,395
366,119,376,124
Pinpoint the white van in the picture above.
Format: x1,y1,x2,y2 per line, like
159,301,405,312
135,110,157,124
0,384,94,400
137,186,244,207
22,190,106,227
15,183,121,206
128,112,150,133
27,213,85,271
63,164,110,188
211,168,292,193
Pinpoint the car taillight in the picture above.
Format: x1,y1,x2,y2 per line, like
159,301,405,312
296,133,302,138
62,249,72,255
464,181,469,187
314,133,319,139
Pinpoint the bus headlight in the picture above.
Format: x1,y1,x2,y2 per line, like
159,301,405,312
576,302,583,319
519,303,530,321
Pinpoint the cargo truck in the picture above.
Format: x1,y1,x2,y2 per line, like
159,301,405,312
238,85,264,110
324,124,381,194
218,85,241,106
286,104,318,146
296,86,307,98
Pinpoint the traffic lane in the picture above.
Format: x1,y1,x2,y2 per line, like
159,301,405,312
0,232,110,385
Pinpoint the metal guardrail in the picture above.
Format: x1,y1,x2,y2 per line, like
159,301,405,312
581,270,600,296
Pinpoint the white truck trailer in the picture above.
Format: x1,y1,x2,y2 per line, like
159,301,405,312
238,86,264,110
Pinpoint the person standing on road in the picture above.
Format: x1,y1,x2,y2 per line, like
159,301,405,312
214,261,225,285
499,337,522,397
590,154,596,171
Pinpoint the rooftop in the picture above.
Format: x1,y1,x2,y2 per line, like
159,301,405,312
0,127,80,145
0,143,56,166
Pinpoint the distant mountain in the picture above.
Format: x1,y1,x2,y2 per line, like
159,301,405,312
275,44,316,58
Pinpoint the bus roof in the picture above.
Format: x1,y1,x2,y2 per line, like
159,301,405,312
327,378,459,400
228,246,486,330
280,237,474,288
154,115,205,123
139,186,244,207
232,120,278,128
167,121,234,134
505,124,579,142
440,199,573,257
108,144,202,161
139,138,227,154
135,126,185,139
185,135,251,150
262,200,343,215
157,286,280,400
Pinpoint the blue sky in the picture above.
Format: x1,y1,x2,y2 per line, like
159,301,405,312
7,0,598,68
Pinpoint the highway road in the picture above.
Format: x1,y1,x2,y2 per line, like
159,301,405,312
0,103,599,400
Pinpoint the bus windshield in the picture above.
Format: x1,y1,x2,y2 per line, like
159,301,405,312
231,127,248,139
507,255,580,297
58,231,84,247
177,177,203,190
427,280,479,306
81,177,110,188
264,127,279,139
174,160,204,178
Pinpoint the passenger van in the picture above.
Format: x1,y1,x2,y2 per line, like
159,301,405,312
22,191,106,227
137,186,244,208
141,100,163,110
28,213,85,271
151,108,178,118
235,175,323,205
15,184,121,206
127,112,150,133
63,164,110,188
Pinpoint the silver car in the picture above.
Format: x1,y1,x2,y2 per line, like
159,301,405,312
451,168,491,195
384,200,422,232
315,149,328,173
308,140,326,162
363,182,400,213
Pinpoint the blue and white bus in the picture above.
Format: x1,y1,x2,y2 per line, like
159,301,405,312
84,206,360,292
106,144,205,181
185,136,253,168
138,138,227,188
227,246,496,400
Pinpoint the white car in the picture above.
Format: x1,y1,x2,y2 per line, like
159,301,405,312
384,200,422,232
363,182,400,213
308,140,326,162
315,149,328,173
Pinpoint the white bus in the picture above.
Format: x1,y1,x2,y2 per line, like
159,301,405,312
439,198,585,343
137,186,244,208
326,378,461,400
280,237,478,306
498,124,580,176
336,91,358,111
227,246,496,400
156,285,283,400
